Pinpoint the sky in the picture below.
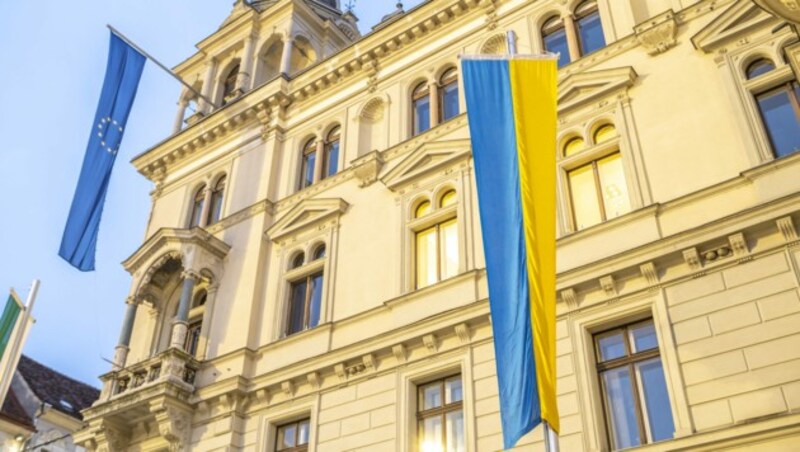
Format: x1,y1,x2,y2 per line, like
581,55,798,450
0,0,424,386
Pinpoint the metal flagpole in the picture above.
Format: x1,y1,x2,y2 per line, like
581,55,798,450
505,29,560,452
106,25,219,109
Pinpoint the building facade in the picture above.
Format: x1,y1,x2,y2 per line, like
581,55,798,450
74,0,800,450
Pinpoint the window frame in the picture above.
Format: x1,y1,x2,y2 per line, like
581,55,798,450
437,68,460,124
274,418,310,452
409,191,460,290
412,81,432,136
753,80,800,158
188,185,206,228
574,0,605,57
207,175,226,225
298,138,318,191
594,319,673,450
416,374,465,452
282,244,328,338
322,126,341,180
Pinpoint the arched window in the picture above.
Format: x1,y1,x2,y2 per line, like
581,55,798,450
222,64,240,104
185,288,207,357
322,126,340,180
754,81,800,158
575,1,605,56
299,138,317,190
313,244,326,260
412,82,431,136
746,58,776,79
291,252,306,269
290,36,317,74
414,191,459,289
438,68,460,123
593,124,617,144
564,137,587,156
207,175,226,225
542,16,571,68
189,185,206,228
257,40,284,85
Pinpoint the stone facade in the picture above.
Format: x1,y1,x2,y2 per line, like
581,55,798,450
75,0,800,450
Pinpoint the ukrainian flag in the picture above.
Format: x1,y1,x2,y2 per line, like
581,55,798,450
462,57,559,449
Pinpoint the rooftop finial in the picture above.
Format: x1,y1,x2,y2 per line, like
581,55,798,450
345,0,356,12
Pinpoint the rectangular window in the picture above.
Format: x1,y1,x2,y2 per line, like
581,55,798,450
567,152,631,230
184,321,202,356
415,219,459,289
286,274,323,336
418,375,465,452
576,8,606,56
756,81,800,158
440,83,460,123
276,418,310,452
414,96,431,135
595,320,674,450
299,151,316,190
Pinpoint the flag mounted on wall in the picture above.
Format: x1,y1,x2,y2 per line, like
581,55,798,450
462,55,559,449
59,31,146,271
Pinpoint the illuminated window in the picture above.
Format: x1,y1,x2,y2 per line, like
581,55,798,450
594,124,617,144
564,137,587,156
543,16,571,68
418,375,465,452
575,1,605,56
275,418,310,452
595,320,674,449
322,126,340,180
207,175,226,225
299,138,317,190
189,185,206,228
413,82,431,136
567,152,631,230
439,68,460,123
414,192,459,289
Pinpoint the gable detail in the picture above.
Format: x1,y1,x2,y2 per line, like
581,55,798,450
267,198,349,242
692,0,779,52
557,67,638,114
380,139,472,191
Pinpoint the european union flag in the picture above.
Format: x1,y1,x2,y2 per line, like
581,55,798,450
59,32,146,271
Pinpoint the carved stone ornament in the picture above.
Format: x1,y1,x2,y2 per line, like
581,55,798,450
154,405,191,452
634,10,678,55
351,151,385,188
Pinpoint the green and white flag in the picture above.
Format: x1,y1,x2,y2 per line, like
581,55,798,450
0,294,23,361
0,282,38,409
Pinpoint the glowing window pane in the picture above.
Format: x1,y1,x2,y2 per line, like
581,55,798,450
415,201,432,218
440,190,457,208
564,137,586,156
568,164,602,230
597,153,631,220
594,124,617,143
440,219,459,280
416,227,438,288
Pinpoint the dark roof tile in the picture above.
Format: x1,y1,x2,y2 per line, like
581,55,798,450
16,355,100,420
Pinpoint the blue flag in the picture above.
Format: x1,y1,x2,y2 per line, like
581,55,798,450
59,32,146,271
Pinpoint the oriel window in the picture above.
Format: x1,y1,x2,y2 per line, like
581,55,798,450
595,319,674,450
276,418,310,452
418,375,465,452
322,126,340,180
189,185,206,228
413,82,431,136
299,139,317,190
575,1,606,56
207,175,226,225
542,16,571,68
439,68,460,123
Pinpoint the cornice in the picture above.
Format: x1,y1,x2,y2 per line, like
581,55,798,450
122,227,231,275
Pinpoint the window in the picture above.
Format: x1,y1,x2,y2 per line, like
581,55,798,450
417,375,465,452
567,152,631,230
564,137,587,156
543,16,571,68
189,185,206,228
299,139,317,190
285,249,325,337
414,191,459,289
413,82,431,136
275,418,310,452
184,320,202,356
755,82,800,157
207,175,226,225
575,1,605,56
313,244,326,260
439,68,460,123
595,319,674,450
746,58,775,79
184,289,207,357
222,64,240,104
322,126,340,180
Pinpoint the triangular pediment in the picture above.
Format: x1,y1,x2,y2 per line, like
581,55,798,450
691,0,778,52
267,198,349,241
558,67,637,113
381,139,472,191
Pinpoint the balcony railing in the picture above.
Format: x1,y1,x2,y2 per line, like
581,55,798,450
99,347,199,402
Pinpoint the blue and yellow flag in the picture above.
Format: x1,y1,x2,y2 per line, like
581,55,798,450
59,31,146,271
462,56,559,449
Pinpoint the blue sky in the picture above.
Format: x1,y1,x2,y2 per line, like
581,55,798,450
0,0,423,386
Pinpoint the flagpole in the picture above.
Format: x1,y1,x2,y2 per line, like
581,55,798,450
505,29,560,452
106,25,219,109
0,280,39,408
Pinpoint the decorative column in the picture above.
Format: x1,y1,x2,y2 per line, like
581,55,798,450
199,58,218,114
172,98,189,134
280,35,294,76
563,14,581,62
112,297,139,370
428,80,440,128
199,185,212,228
170,271,199,350
237,33,257,93
314,138,325,183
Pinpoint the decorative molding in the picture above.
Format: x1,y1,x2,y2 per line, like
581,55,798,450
691,0,777,52
599,275,616,297
267,198,349,242
362,353,376,372
392,344,407,363
777,216,799,243
307,371,321,389
728,232,750,259
634,10,678,55
557,66,638,115
334,363,346,382
351,151,385,188
683,247,702,272
640,262,659,288
454,323,470,344
381,139,472,191
560,288,578,309
281,380,294,397
423,334,438,353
